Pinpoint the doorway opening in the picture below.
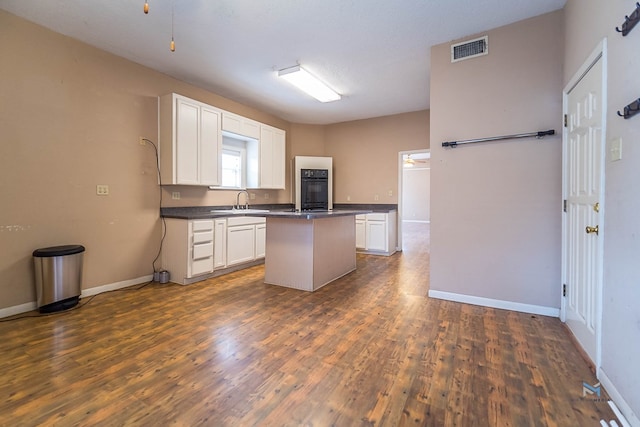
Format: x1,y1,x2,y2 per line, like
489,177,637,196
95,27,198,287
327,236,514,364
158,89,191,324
397,149,430,251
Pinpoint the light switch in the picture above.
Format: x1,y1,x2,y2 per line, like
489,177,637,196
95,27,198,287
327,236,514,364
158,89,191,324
610,138,622,161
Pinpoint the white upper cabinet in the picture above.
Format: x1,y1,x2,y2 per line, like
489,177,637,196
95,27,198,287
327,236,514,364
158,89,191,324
221,112,260,140
258,125,286,189
160,93,221,186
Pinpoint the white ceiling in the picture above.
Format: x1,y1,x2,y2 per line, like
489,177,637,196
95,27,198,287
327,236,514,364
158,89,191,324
0,0,566,125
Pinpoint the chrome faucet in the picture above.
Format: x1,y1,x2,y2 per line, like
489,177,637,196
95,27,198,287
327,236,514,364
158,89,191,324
235,190,250,210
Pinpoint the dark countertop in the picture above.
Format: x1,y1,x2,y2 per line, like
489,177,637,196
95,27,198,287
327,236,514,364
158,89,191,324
333,203,397,213
161,204,383,220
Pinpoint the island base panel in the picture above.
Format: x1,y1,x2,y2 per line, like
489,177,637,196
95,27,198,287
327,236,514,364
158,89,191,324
264,216,356,291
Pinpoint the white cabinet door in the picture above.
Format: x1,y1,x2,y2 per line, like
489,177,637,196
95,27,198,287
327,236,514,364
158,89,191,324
272,129,286,189
255,223,266,259
259,126,274,188
355,219,366,249
199,106,221,186
227,225,256,266
160,93,222,186
214,219,227,269
176,98,200,185
259,125,286,189
366,220,387,252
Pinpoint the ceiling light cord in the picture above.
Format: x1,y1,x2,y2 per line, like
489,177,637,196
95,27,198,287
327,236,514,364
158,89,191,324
170,3,176,52
142,0,175,52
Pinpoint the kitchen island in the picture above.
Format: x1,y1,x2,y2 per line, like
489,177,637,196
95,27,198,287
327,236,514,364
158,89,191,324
259,210,367,291
160,206,372,290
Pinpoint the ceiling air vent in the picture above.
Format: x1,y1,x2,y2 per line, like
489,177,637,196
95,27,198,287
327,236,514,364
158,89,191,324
451,36,488,63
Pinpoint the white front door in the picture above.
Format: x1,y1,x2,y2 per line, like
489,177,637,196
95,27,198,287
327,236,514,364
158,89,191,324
562,45,606,366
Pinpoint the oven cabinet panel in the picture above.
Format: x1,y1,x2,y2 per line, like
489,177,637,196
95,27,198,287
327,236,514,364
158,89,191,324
161,218,215,285
356,211,397,256
160,93,222,186
258,125,286,189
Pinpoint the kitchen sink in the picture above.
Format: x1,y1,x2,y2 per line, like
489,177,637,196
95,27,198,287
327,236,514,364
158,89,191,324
210,209,270,214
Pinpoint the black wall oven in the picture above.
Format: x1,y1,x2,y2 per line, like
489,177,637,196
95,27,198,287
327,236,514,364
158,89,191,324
300,169,329,210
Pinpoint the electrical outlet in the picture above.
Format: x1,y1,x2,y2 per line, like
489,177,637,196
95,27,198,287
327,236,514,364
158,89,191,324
172,191,181,200
96,185,109,196
264,193,269,199
250,193,256,200
347,196,351,201
139,136,146,145
374,194,379,201
388,190,393,197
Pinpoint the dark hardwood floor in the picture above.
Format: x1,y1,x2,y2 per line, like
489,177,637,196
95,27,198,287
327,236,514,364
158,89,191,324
0,223,617,426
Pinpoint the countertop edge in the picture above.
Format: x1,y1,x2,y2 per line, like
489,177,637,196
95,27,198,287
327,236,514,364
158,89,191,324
162,209,373,220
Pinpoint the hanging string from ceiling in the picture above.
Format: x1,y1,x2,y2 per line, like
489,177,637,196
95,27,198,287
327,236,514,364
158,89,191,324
142,0,175,52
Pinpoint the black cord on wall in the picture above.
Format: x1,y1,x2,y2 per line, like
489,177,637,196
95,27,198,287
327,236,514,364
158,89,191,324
143,138,166,276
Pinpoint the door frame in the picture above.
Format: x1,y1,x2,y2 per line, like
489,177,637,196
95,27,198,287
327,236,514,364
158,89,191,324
561,38,607,372
397,149,430,251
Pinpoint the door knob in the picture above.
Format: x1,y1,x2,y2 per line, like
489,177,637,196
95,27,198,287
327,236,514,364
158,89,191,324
585,225,599,235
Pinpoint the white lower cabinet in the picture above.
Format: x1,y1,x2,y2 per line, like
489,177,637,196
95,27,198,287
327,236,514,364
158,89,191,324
213,219,227,269
256,223,266,259
355,219,366,249
355,211,397,256
227,224,256,266
226,216,267,266
162,218,215,285
162,216,266,285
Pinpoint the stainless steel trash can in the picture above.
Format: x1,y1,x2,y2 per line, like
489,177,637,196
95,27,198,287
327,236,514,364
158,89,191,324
33,245,85,313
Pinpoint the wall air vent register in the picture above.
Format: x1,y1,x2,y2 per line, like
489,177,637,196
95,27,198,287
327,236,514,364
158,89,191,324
451,36,488,62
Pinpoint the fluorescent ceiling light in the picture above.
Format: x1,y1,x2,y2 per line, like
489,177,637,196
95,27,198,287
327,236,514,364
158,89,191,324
278,65,341,103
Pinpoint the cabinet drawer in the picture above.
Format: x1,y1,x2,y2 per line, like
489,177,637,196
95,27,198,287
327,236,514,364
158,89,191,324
193,230,214,244
366,213,387,221
355,214,366,221
192,220,214,232
191,256,213,276
193,242,214,260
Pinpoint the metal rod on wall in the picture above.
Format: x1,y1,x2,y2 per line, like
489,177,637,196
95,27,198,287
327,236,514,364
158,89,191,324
441,129,555,148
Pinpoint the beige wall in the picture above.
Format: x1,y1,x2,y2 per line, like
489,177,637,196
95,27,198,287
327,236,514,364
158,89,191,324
564,0,640,422
430,11,564,309
0,10,429,312
324,111,430,204
0,10,290,310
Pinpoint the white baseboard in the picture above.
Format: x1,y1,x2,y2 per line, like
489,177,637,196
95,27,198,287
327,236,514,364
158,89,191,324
600,368,639,427
0,275,153,319
80,275,153,297
428,289,560,317
0,301,38,319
